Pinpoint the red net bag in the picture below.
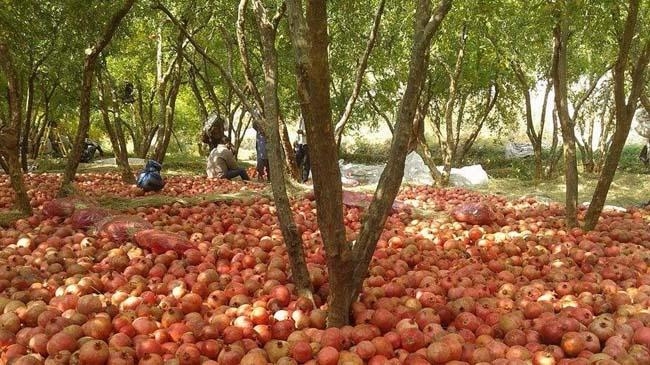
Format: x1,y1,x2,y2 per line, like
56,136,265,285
96,215,153,243
134,229,194,254
71,207,114,229
42,197,96,217
451,202,496,225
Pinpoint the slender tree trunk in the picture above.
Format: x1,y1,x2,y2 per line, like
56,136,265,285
457,85,498,164
279,116,300,179
97,70,135,183
20,74,36,172
551,4,578,228
441,25,467,183
32,83,57,159
584,0,649,230
0,41,32,214
251,0,313,297
153,70,182,163
58,0,136,197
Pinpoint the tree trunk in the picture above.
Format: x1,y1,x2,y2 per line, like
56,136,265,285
97,70,135,183
20,74,36,172
31,83,57,159
457,85,498,164
584,0,649,230
0,41,32,214
551,4,578,228
441,25,467,184
153,70,182,163
279,116,300,179
58,0,136,197
251,0,313,296
286,0,452,327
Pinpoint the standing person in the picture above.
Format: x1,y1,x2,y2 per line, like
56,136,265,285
295,117,310,183
255,128,270,182
206,137,250,180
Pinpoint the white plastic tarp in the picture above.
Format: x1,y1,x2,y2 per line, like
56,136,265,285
339,152,489,187
505,142,534,159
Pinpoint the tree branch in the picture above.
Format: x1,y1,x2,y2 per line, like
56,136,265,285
333,0,386,140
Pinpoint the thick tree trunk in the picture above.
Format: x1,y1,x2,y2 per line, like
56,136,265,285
286,0,452,327
58,0,136,197
0,41,32,214
551,5,578,228
584,0,649,230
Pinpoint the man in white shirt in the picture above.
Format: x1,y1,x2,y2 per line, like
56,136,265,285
206,138,250,180
295,117,310,183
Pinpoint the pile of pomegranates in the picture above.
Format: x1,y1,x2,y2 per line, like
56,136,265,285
0,173,649,364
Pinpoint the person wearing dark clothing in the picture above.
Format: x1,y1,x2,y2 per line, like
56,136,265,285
295,118,310,183
80,138,104,163
136,160,165,192
207,139,250,180
256,130,270,182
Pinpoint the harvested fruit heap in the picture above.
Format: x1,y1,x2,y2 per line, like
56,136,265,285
0,174,650,364
0,172,264,211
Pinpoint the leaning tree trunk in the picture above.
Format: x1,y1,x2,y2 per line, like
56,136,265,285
0,41,32,214
251,0,313,296
584,0,650,230
58,0,136,197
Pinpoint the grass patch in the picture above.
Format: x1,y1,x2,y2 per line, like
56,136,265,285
0,211,29,228
97,188,273,212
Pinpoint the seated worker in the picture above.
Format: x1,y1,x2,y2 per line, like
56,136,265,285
80,138,104,163
207,138,250,180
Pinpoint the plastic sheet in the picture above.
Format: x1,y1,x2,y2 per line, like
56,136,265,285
504,142,535,159
339,152,489,187
635,108,650,138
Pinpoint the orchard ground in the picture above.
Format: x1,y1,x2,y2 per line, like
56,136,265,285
1,141,650,363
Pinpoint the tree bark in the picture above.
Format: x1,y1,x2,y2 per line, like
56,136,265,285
513,61,551,181
286,0,452,327
551,3,578,228
20,74,36,172
584,0,650,230
441,25,467,184
96,69,136,183
31,83,57,159
0,41,32,214
58,0,136,197
251,0,313,297
456,85,498,164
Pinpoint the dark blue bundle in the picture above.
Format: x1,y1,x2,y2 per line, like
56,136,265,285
136,160,165,192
